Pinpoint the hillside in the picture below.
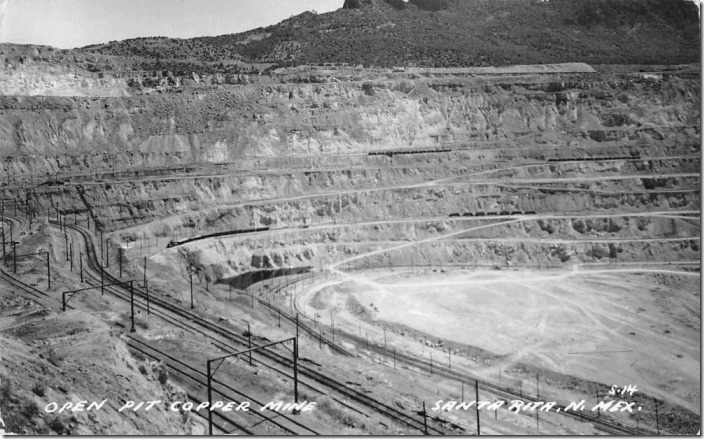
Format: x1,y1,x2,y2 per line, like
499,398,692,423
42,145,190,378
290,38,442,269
0,0,700,435
78,0,700,72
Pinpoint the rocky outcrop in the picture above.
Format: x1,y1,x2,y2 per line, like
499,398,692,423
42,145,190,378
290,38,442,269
0,71,698,178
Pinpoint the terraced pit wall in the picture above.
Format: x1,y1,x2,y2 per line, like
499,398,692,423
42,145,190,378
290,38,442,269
0,70,699,284
0,73,698,176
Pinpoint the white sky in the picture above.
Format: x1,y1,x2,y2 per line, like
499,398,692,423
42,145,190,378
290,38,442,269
0,0,342,49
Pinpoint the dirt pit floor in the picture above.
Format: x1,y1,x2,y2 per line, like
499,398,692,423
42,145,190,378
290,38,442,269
297,267,700,415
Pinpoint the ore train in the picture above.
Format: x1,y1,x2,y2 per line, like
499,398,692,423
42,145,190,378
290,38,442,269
449,210,538,217
166,227,270,248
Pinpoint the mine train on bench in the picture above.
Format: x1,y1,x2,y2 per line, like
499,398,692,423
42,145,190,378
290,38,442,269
449,210,538,217
167,227,270,248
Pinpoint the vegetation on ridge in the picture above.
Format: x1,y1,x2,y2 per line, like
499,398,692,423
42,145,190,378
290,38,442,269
78,0,699,72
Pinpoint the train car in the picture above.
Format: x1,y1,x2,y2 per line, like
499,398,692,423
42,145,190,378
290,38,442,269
166,227,270,249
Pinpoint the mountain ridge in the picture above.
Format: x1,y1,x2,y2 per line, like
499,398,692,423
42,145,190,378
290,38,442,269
1,0,700,75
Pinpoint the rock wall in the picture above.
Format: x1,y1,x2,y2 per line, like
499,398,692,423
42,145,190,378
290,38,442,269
0,73,699,177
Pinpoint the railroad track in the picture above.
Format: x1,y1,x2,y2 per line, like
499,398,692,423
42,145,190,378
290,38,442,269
183,392,254,435
60,222,457,435
0,267,64,311
126,335,318,435
247,275,355,357
1,215,27,244
285,272,656,436
77,261,376,428
94,152,700,233
0,215,64,311
0,233,645,436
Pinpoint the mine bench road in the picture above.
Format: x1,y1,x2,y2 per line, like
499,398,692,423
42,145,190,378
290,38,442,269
57,221,460,435
95,159,698,232
282,271,657,436
1,203,696,435
5,146,696,191
179,209,700,245
59,153,703,192
57,151,696,234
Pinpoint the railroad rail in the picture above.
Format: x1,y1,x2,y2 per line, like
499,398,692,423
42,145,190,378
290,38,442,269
127,335,318,435
60,221,458,435
284,271,657,436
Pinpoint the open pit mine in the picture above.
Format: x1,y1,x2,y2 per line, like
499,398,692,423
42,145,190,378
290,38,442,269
0,5,701,436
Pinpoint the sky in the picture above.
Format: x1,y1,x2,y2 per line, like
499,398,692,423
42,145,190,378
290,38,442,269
0,0,342,49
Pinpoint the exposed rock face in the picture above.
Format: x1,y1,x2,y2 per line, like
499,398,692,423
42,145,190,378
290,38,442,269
343,0,374,9
0,68,698,176
2,66,697,277
343,0,406,10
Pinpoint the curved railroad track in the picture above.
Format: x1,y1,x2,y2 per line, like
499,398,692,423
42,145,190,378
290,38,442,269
285,271,657,436
60,221,460,435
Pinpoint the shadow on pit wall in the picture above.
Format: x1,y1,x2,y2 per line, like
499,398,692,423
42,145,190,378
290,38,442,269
217,266,312,290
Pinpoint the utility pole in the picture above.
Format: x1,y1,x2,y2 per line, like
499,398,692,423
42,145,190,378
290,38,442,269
142,256,149,310
190,274,194,309
293,336,299,404
246,321,252,366
46,252,50,289
145,278,150,315
595,388,600,418
12,241,17,273
475,380,481,435
422,402,428,435
130,280,135,332
207,354,213,434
